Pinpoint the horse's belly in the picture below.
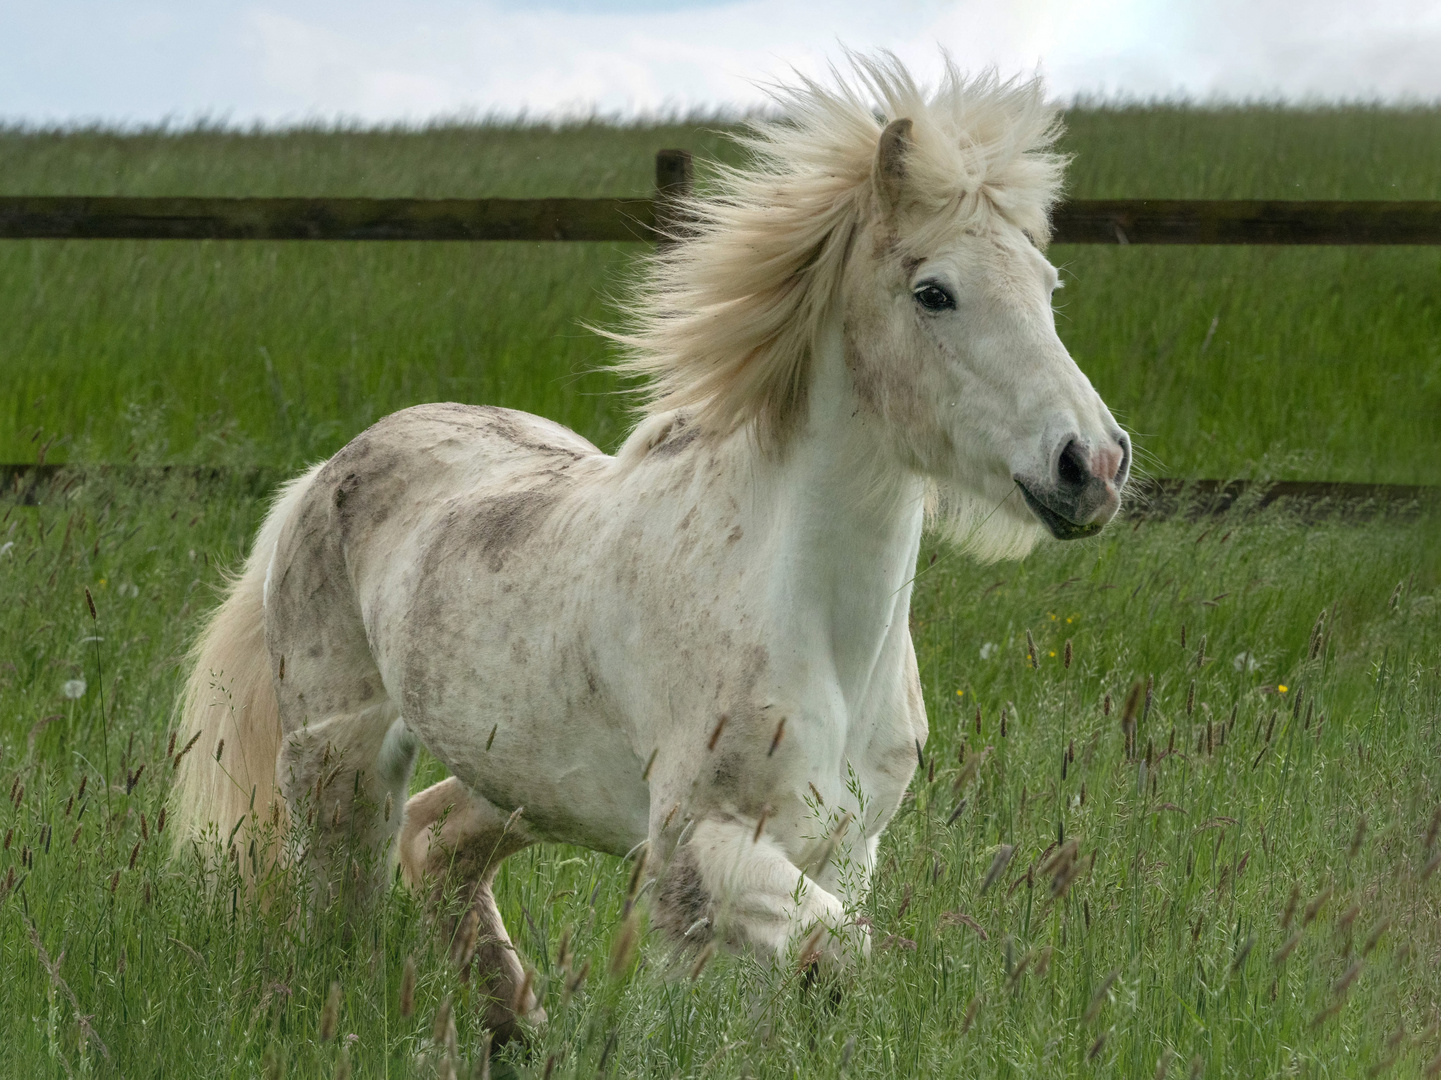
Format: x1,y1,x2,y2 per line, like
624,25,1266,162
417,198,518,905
399,659,651,857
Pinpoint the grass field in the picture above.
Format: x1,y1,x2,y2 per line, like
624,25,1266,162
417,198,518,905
1,106,1439,1079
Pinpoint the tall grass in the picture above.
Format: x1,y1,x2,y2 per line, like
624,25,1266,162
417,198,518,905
0,477,1436,1078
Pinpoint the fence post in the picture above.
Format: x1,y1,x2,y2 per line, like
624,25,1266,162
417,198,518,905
653,149,693,247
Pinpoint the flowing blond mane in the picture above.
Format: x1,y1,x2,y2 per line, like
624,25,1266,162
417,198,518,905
609,53,1068,449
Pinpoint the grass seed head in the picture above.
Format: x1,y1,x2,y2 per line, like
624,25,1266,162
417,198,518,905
795,924,826,972
960,995,980,1035
1084,969,1119,1023
1311,1000,1345,1029
429,993,453,1048
319,981,341,1041
564,958,591,1002
1025,629,1038,669
452,906,481,972
1232,933,1255,971
981,844,1015,893
399,955,415,1019
1122,681,1143,725
512,968,534,1018
556,927,572,974
625,843,649,912
1350,818,1368,858
1363,919,1392,956
1304,886,1334,926
1334,959,1363,996
707,714,727,751
689,941,716,981
609,912,640,977
1309,610,1326,659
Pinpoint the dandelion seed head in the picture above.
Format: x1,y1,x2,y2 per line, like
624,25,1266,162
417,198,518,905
62,679,86,699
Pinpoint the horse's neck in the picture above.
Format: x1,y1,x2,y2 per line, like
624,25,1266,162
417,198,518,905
759,312,925,704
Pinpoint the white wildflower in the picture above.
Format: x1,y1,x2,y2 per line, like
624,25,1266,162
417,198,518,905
63,678,87,699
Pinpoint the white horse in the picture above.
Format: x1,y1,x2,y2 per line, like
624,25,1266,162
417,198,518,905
171,55,1128,1040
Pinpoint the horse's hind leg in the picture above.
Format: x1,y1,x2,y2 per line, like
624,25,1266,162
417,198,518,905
277,704,417,912
400,776,543,1044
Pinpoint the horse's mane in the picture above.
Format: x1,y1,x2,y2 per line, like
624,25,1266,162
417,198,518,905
608,52,1067,450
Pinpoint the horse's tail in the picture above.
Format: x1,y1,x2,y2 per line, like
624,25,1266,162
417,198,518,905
169,463,324,862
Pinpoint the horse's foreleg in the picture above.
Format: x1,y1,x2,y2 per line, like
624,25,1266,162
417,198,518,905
400,777,542,1044
656,815,869,970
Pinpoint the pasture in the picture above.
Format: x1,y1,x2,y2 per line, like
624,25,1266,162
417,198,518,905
1,105,1439,1079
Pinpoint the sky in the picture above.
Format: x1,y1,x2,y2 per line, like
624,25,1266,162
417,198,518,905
1,0,1438,127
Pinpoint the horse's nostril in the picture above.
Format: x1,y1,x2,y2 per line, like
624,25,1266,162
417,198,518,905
1057,440,1088,492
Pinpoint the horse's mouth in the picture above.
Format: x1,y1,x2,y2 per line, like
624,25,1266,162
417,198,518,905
1016,481,1108,541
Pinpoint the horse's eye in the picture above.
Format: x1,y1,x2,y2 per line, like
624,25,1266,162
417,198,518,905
913,283,956,312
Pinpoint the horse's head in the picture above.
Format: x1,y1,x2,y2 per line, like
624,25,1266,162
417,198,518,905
842,113,1130,557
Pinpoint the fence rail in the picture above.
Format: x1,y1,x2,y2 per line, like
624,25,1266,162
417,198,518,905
3,195,1440,245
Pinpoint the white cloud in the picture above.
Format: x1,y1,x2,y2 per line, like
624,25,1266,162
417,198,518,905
1,0,1438,126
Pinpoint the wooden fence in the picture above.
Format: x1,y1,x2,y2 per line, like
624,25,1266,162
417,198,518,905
3,151,1440,245
3,150,1437,517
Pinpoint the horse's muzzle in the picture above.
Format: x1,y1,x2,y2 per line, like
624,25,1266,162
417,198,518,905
1015,432,1130,540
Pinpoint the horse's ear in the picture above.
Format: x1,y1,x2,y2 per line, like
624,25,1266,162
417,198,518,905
875,117,913,216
